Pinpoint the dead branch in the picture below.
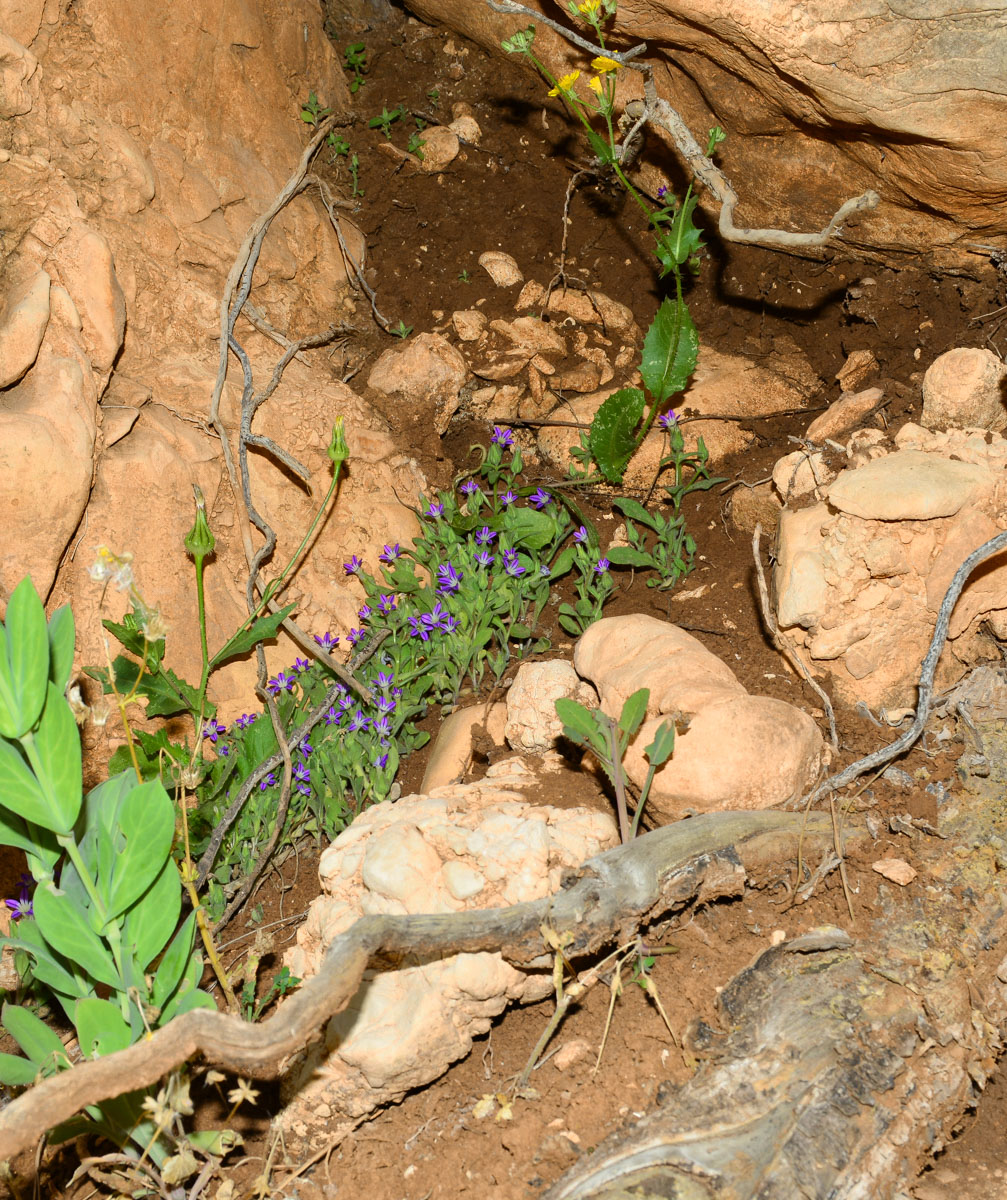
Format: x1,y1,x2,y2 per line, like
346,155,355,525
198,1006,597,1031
0,810,841,1162
485,0,879,252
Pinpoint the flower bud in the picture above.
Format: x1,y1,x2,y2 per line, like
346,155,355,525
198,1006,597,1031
184,484,215,564
328,417,349,466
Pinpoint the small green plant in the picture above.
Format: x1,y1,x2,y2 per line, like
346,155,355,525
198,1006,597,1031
343,41,368,93
502,4,718,487
240,961,300,1023
407,131,426,160
369,103,405,139
458,268,472,283
329,135,363,196
605,412,724,589
389,318,413,338
300,90,331,127
0,578,229,1181
555,687,675,842
427,87,440,108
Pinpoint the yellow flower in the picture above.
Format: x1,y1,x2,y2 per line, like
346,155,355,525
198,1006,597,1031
588,75,603,95
592,55,620,73
578,0,601,13
547,69,581,97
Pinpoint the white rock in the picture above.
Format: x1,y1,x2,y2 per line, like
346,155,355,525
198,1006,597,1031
922,347,1007,432
478,251,523,287
505,660,599,753
826,449,993,520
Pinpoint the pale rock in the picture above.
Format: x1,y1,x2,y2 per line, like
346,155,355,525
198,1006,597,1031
367,333,467,435
478,251,523,287
552,1038,592,1071
0,268,50,387
491,315,566,358
419,125,460,172
448,114,481,144
772,448,834,502
774,504,832,630
827,449,993,521
922,347,1007,432
575,615,822,820
554,358,604,393
836,349,879,392
0,31,36,117
49,225,126,373
925,506,1007,638
872,858,916,886
1,0,45,47
805,386,884,443
505,660,599,754
516,282,637,337
281,765,618,1141
846,427,890,467
451,308,487,341
728,481,782,536
421,701,508,791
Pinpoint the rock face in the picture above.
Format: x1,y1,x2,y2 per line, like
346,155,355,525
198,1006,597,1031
575,615,823,819
402,0,1006,269
0,0,425,720
281,758,618,1144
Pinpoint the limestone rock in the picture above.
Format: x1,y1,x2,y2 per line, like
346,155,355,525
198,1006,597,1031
418,125,460,172
478,251,523,287
421,701,508,791
50,225,126,374
368,333,467,436
448,114,481,144
921,348,1007,432
836,350,879,392
0,268,50,387
280,761,618,1143
451,308,487,341
504,659,599,754
728,481,782,536
575,615,822,819
826,449,993,521
805,387,884,443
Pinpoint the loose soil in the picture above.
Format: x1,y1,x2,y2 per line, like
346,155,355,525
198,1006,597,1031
17,3,1007,1197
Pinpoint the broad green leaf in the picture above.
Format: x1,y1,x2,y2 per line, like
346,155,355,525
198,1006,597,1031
554,697,604,749
2,1001,71,1072
47,605,75,693
645,720,676,767
0,1051,39,1086
104,780,174,923
0,577,50,738
30,682,82,833
549,547,575,579
613,496,657,528
606,547,656,569
0,738,72,835
2,921,88,1001
640,297,698,405
75,997,132,1058
123,856,181,970
509,624,532,640
32,883,121,989
100,613,149,658
90,655,204,719
588,388,646,485
208,604,296,671
0,806,59,865
618,689,651,738
502,506,556,551
188,1129,243,1157
151,911,198,1009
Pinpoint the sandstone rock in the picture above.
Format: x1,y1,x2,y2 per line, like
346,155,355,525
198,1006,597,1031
921,347,1007,432
574,615,822,819
836,349,879,392
826,449,993,521
478,251,523,287
772,448,835,503
421,701,508,791
0,31,36,117
49,225,126,374
728,481,782,536
448,114,481,144
805,386,885,443
418,124,461,172
516,281,637,337
280,762,618,1142
774,504,832,630
367,332,467,435
0,268,50,387
504,660,599,754
451,308,487,341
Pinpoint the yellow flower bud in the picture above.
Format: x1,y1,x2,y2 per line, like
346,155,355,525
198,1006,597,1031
588,75,603,94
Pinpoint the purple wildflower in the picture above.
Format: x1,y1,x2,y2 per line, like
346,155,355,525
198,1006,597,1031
376,694,397,714
375,670,395,689
474,549,494,567
202,719,227,743
259,772,277,791
436,562,463,595
347,628,365,647
441,613,461,633
594,557,611,575
293,762,311,794
460,479,479,496
377,593,397,614
657,184,669,200
324,706,341,726
474,526,496,545
298,738,313,756
292,657,310,674
425,500,445,518
378,543,402,564
372,714,391,738
573,525,589,543
314,631,339,651
502,551,526,578
5,875,33,921
423,602,449,632
358,605,372,622
491,426,514,447
500,489,518,507
343,555,363,575
539,564,551,577
219,744,230,757
347,709,369,733
234,712,257,731
658,410,678,430
267,671,295,695
375,752,389,769
408,615,431,642
529,488,552,509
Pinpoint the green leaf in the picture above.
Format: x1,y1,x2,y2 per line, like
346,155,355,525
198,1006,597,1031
123,856,181,970
188,1129,243,1157
588,388,646,485
606,546,656,569
151,911,197,1010
31,682,82,833
32,883,121,989
103,780,175,924
2,1001,71,1072
554,697,606,756
2,922,88,1001
47,605,75,694
618,689,651,738
0,806,58,864
502,506,557,551
74,997,132,1058
0,1051,39,1086
0,738,72,835
0,577,50,738
645,720,676,767
98,655,203,719
208,604,296,671
509,624,532,640
640,297,698,405
612,496,657,528
100,613,153,661
549,547,576,579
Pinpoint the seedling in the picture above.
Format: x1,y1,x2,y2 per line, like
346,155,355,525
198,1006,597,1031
407,132,426,160
458,268,472,283
369,104,405,139
300,91,331,127
389,319,413,339
555,688,675,842
328,136,363,196
427,88,440,108
343,42,368,93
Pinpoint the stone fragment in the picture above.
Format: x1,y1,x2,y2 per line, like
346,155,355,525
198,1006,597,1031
836,349,879,392
478,251,523,287
0,31,36,117
872,858,917,885
774,504,832,630
448,114,481,144
421,701,508,791
772,449,834,502
826,449,993,521
419,125,461,172
367,333,467,435
451,308,487,341
728,481,782,536
0,268,50,387
922,347,1007,432
505,660,599,754
52,225,126,373
805,386,884,443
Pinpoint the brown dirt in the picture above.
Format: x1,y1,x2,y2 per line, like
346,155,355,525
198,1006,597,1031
15,3,1007,1197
